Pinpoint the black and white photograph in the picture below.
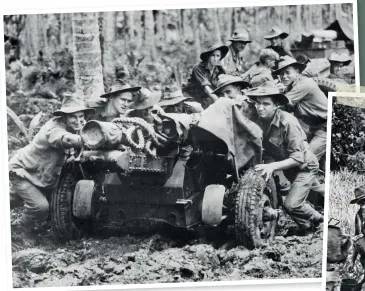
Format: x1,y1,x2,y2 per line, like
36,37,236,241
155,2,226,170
325,94,365,291
2,1,357,289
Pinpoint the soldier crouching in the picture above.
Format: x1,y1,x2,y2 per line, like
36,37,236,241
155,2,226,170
9,94,95,238
247,81,323,234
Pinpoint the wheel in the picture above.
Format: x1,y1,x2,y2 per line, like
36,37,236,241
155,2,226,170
233,168,273,249
312,77,338,97
50,164,95,242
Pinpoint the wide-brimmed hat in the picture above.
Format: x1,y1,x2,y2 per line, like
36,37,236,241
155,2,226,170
53,93,95,117
158,85,192,107
212,74,249,94
272,56,307,75
328,52,352,65
200,41,229,61
130,88,162,110
100,81,141,98
296,54,311,65
228,29,252,43
246,81,289,105
264,27,289,40
350,186,365,204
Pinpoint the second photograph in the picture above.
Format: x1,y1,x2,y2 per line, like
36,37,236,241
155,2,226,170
326,94,365,291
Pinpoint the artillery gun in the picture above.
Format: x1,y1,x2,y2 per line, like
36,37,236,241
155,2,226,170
51,99,280,249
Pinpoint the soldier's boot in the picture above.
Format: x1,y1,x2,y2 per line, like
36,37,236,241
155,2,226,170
274,170,291,192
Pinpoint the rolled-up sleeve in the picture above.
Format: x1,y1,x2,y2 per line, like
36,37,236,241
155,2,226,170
192,64,211,87
285,79,311,105
45,126,69,149
284,122,306,164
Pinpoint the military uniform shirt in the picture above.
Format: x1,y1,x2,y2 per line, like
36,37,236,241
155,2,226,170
222,45,245,75
257,109,318,171
184,61,225,97
284,75,328,127
9,118,74,188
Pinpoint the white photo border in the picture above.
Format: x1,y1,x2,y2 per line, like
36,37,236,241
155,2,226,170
0,0,359,290
321,91,365,291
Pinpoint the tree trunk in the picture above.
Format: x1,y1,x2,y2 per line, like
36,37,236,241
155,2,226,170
144,10,157,61
308,5,313,31
26,14,40,58
71,12,104,103
210,8,221,43
192,9,201,63
225,8,232,41
102,11,116,81
231,8,236,34
39,15,48,56
181,9,188,40
125,10,135,42
60,14,65,47
179,9,185,41
155,10,164,43
296,5,301,30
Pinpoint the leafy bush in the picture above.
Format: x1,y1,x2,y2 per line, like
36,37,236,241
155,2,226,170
331,97,365,171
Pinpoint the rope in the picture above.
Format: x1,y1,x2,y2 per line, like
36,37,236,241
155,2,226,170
112,117,167,156
112,117,165,147
124,126,145,150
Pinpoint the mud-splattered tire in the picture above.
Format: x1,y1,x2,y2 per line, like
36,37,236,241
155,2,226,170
312,77,338,96
234,168,266,249
51,165,90,242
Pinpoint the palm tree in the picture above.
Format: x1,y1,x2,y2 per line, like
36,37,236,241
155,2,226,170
71,12,105,103
144,10,157,61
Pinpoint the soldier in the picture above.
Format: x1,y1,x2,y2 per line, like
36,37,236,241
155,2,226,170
183,41,228,109
349,218,365,291
127,88,163,124
273,56,327,167
212,74,249,99
222,29,252,75
9,94,95,237
350,186,365,236
88,81,141,122
263,27,294,58
247,81,323,233
328,51,352,83
241,48,279,87
296,53,331,79
210,74,257,118
158,85,203,114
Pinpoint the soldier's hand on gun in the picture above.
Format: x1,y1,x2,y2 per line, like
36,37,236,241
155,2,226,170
254,164,276,182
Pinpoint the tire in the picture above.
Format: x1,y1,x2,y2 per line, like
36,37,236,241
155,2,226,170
312,77,338,97
233,168,267,249
51,164,91,242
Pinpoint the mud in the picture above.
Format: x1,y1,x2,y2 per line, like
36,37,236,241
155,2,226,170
11,208,323,288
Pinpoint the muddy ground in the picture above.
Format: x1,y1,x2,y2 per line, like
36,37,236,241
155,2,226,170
11,207,323,288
